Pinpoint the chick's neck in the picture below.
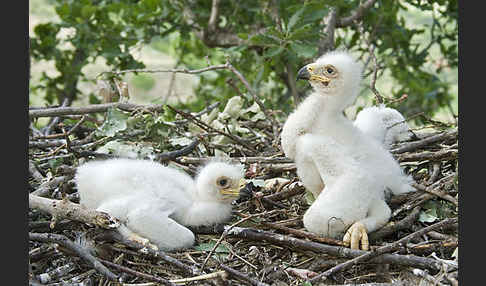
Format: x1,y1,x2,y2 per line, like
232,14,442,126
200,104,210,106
177,199,233,227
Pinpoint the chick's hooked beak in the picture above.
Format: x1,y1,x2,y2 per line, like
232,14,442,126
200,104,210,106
220,178,247,198
296,65,311,80
296,64,331,86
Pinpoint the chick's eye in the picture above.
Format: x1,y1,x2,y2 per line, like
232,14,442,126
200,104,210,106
218,178,228,187
327,68,334,74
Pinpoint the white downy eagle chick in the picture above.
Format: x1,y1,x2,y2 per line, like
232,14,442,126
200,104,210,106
280,50,415,250
75,158,245,251
354,104,411,149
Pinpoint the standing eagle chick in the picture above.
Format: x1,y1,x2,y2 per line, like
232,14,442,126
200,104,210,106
280,50,415,250
76,158,245,251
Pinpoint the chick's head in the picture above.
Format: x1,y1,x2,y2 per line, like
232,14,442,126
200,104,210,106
195,161,246,203
297,50,363,103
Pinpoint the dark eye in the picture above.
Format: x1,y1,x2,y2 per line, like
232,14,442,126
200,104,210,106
327,67,334,74
218,178,229,187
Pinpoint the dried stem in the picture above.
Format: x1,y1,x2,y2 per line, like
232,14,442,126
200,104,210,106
225,61,279,137
29,103,165,118
99,258,176,286
200,210,282,272
98,64,229,78
225,226,443,271
219,264,270,286
94,230,198,276
308,217,458,283
391,129,458,154
29,232,118,281
166,105,257,152
369,206,421,242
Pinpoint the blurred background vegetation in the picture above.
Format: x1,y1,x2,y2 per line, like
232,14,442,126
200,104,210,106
29,0,458,127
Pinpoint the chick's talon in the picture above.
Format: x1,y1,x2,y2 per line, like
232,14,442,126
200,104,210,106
343,222,369,251
128,233,159,251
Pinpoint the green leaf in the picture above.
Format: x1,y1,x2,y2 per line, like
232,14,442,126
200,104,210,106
141,0,159,10
194,242,230,253
288,24,313,41
47,158,64,170
89,93,101,104
81,5,96,19
290,42,316,58
237,33,248,40
249,34,279,46
55,3,70,19
194,242,230,260
97,107,130,137
287,7,305,32
418,201,439,223
305,191,316,205
96,140,155,159
263,46,284,58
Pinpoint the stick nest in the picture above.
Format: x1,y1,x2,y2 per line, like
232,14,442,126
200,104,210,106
29,103,458,286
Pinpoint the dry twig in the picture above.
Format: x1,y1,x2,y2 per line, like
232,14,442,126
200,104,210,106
307,217,457,283
29,232,118,281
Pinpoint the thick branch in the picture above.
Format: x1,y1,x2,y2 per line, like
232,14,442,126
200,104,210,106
318,7,339,55
29,194,120,229
156,139,200,162
391,129,458,154
396,149,457,163
29,103,165,118
369,206,421,242
336,0,378,27
308,217,458,282
207,0,221,33
30,175,71,197
183,4,245,48
226,226,443,271
286,62,301,106
179,156,293,165
219,264,270,286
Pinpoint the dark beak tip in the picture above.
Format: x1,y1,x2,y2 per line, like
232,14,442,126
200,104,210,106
296,66,310,81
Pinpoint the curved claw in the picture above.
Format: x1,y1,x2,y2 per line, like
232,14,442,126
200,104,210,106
128,232,159,251
343,222,369,251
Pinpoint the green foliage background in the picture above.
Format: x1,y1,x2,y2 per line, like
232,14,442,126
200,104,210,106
29,0,458,124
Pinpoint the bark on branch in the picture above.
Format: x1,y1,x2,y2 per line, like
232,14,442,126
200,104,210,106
318,7,339,55
225,226,443,271
308,217,458,283
336,0,378,27
29,103,165,119
29,232,118,281
29,194,120,230
391,129,458,154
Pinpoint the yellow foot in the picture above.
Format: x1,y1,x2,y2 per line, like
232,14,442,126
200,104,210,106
343,222,369,251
